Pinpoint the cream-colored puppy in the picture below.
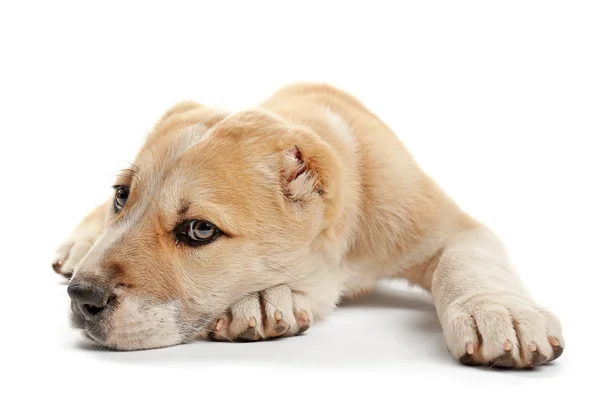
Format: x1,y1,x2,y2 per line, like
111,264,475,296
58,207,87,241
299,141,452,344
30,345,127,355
53,83,563,368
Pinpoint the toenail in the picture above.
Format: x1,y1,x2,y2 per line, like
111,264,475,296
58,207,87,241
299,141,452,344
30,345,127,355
466,343,475,355
274,311,283,321
529,343,538,352
297,310,309,322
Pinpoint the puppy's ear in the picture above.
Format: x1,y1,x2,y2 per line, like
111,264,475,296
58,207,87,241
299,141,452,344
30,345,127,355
278,129,343,228
281,144,319,200
158,101,203,123
154,101,229,133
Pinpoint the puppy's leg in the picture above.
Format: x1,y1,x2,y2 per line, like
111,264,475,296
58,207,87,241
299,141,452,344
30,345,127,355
52,202,107,278
428,223,564,368
208,286,315,342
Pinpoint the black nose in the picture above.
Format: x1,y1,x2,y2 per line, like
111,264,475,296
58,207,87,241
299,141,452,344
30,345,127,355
67,279,112,321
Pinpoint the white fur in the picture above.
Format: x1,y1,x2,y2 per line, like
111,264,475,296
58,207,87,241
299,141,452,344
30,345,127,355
432,226,562,367
174,122,208,157
105,297,182,350
212,285,314,341
322,107,355,147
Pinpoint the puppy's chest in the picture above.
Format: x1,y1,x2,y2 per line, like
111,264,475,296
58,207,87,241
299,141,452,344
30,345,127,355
337,233,445,298
338,259,391,298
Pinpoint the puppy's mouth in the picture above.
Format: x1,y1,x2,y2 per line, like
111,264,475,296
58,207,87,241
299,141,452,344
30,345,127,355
69,296,198,351
70,300,111,346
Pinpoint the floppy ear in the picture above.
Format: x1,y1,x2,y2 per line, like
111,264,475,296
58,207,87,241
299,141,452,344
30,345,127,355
277,128,343,228
154,101,229,133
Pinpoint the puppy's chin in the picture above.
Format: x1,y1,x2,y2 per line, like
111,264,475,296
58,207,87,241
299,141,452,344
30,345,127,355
69,305,85,329
71,296,194,351
70,300,112,348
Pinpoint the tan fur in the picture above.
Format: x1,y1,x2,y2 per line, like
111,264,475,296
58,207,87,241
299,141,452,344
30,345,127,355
55,83,563,367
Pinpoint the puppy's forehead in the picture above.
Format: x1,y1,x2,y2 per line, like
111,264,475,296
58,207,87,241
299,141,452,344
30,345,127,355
124,116,280,225
159,138,278,204
127,110,285,212
136,122,211,175
136,109,281,178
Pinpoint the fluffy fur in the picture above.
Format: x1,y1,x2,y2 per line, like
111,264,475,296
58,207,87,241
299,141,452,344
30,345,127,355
53,83,563,368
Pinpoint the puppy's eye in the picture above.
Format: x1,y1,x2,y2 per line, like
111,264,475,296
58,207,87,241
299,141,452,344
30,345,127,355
177,220,219,246
114,186,129,212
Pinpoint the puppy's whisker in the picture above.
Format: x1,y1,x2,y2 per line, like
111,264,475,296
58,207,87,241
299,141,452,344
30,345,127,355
262,259,307,285
261,251,323,285
201,328,234,342
261,263,304,285
193,316,218,327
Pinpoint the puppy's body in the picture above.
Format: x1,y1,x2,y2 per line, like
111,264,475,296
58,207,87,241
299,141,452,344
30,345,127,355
261,85,462,298
54,83,563,368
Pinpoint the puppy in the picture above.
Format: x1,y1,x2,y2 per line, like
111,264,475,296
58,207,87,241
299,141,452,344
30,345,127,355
53,83,563,368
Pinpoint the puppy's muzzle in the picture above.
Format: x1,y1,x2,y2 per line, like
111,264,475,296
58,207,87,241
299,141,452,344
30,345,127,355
68,278,114,322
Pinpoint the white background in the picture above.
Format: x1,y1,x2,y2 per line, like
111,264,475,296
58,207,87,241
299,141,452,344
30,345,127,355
1,1,598,398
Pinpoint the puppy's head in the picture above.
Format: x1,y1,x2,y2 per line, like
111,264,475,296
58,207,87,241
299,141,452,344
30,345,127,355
68,104,342,350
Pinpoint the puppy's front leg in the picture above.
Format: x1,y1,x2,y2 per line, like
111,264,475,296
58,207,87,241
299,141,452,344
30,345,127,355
431,225,564,368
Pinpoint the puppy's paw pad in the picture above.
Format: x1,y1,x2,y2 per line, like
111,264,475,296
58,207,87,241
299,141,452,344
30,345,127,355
548,336,564,361
294,309,311,335
268,311,290,336
490,350,517,368
237,327,261,341
529,349,548,368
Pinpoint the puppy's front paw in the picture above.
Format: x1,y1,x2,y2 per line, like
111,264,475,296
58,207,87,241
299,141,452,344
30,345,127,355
442,295,564,368
51,204,106,278
51,234,97,279
208,285,312,342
